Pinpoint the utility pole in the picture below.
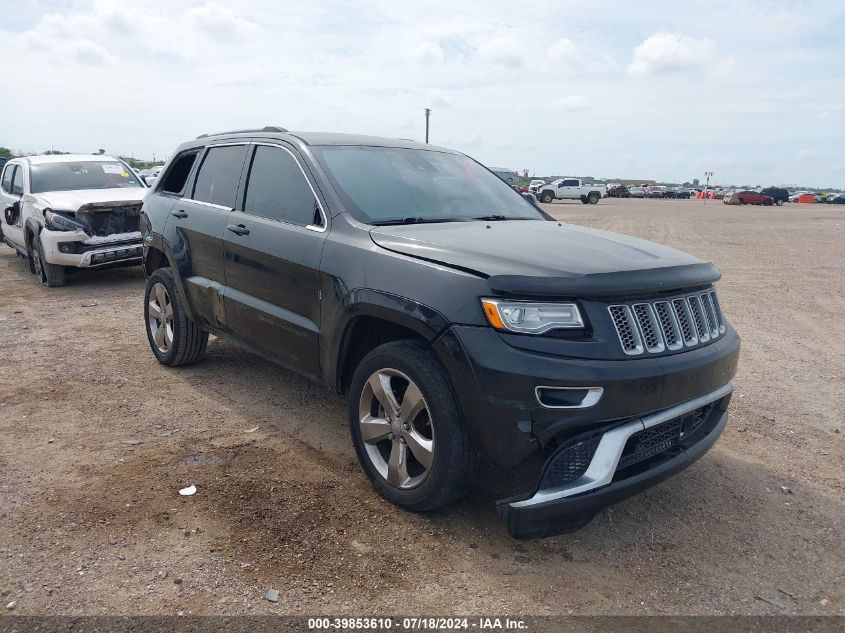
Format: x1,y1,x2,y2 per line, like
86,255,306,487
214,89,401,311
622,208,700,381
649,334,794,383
425,108,431,143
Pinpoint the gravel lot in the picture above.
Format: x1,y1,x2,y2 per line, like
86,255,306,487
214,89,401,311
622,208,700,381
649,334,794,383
0,198,842,616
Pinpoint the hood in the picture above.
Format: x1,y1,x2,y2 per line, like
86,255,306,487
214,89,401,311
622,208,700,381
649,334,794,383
370,220,720,297
31,187,147,212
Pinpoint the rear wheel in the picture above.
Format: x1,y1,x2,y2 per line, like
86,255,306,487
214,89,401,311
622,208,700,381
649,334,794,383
144,268,208,366
348,340,477,511
776,199,784,206
31,231,66,287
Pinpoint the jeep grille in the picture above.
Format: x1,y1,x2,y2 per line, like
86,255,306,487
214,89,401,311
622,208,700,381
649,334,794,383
608,290,725,356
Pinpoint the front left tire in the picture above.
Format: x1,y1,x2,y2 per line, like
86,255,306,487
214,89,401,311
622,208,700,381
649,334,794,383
348,340,478,512
30,231,66,287
144,268,208,366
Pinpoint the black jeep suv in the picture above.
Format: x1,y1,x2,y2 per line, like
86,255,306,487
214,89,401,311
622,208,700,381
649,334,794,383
140,127,740,538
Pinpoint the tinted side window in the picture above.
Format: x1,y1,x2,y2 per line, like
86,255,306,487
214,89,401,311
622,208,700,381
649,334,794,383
243,145,319,227
191,145,248,208
160,151,198,195
1,165,14,194
11,166,24,195
562,179,579,187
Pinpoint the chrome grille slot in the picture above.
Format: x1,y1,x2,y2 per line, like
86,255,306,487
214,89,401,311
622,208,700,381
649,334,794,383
632,303,665,353
654,301,683,350
609,289,725,355
672,298,698,346
687,296,710,343
709,290,725,333
608,305,643,355
702,292,719,337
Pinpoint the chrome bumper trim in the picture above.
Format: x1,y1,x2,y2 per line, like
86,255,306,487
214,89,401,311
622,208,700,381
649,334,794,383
509,383,733,509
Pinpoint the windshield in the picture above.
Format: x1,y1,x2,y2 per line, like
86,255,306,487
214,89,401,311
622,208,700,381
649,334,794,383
314,146,546,224
30,161,143,193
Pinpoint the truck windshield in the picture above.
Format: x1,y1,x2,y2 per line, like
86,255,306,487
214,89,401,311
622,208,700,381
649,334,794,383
314,146,546,225
30,161,143,193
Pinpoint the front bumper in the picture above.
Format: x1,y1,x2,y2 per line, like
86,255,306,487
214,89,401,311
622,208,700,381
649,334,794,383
40,229,143,268
435,324,740,465
497,384,731,539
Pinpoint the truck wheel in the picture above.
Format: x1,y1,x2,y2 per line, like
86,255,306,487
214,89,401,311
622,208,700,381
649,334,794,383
588,193,600,204
144,268,208,366
580,196,588,204
348,340,478,511
540,191,554,204
31,231,66,287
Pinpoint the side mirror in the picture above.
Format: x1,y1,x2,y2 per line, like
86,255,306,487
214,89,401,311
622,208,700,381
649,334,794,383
4,200,20,225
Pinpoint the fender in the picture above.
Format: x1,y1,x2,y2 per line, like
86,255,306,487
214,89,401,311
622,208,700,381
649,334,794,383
142,231,197,322
323,286,450,391
24,217,41,249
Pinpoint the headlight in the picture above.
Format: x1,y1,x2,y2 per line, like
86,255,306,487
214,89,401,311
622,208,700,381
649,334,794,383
481,298,584,334
44,209,87,232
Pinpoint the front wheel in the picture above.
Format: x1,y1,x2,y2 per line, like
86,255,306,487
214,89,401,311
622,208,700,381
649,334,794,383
776,200,784,206
540,191,554,204
348,340,477,511
144,268,208,366
588,192,600,204
31,231,66,287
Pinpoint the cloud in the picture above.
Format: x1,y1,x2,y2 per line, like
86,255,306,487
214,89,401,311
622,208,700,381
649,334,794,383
184,2,258,39
411,41,444,64
478,34,526,69
545,38,579,66
69,40,118,66
554,94,588,112
628,33,715,76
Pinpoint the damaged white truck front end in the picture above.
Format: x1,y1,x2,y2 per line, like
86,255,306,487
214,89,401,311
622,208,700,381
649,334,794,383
39,198,145,268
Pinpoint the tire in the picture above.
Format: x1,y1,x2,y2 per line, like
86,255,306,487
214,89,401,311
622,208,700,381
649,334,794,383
348,340,478,512
588,192,599,204
144,268,208,366
540,191,554,204
776,200,784,206
31,231,66,287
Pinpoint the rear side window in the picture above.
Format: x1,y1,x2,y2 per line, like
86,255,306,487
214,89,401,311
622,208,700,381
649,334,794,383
242,145,319,227
191,145,248,208
159,152,198,195
11,166,24,195
1,165,14,194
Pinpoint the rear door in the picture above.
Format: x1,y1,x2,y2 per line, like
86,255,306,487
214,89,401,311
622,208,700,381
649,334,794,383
222,142,328,378
0,162,25,249
168,143,250,328
558,178,581,199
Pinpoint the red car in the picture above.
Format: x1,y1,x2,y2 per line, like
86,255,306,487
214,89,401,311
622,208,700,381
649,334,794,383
736,191,774,205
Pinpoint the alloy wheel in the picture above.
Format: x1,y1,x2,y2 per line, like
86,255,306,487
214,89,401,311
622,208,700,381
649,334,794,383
358,368,434,489
148,282,174,354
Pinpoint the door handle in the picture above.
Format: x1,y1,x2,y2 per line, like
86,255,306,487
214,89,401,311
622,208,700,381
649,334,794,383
227,223,250,236
171,209,188,218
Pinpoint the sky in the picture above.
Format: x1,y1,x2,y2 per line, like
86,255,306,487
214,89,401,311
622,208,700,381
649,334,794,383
1,0,844,187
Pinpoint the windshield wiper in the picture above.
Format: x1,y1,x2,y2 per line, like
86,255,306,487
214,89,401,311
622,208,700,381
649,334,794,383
372,217,460,226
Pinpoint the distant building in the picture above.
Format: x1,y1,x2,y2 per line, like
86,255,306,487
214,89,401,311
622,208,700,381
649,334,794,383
490,168,517,183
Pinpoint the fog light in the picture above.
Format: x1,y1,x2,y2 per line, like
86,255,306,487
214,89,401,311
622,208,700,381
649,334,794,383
59,243,73,253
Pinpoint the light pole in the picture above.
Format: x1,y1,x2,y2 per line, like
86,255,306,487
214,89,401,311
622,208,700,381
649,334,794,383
425,108,431,143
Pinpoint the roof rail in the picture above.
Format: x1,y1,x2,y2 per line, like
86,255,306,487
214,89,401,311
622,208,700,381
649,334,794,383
196,126,288,139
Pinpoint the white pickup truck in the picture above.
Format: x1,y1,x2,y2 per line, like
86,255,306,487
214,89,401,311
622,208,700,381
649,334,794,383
536,178,605,204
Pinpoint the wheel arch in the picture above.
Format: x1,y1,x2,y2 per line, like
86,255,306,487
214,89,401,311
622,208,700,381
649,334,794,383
328,290,451,394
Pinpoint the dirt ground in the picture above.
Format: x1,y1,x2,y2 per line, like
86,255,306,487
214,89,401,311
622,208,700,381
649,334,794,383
0,198,842,616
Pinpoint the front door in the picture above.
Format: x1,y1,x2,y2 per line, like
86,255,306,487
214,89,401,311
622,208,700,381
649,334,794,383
558,178,581,199
166,144,250,329
222,142,329,379
0,162,26,250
